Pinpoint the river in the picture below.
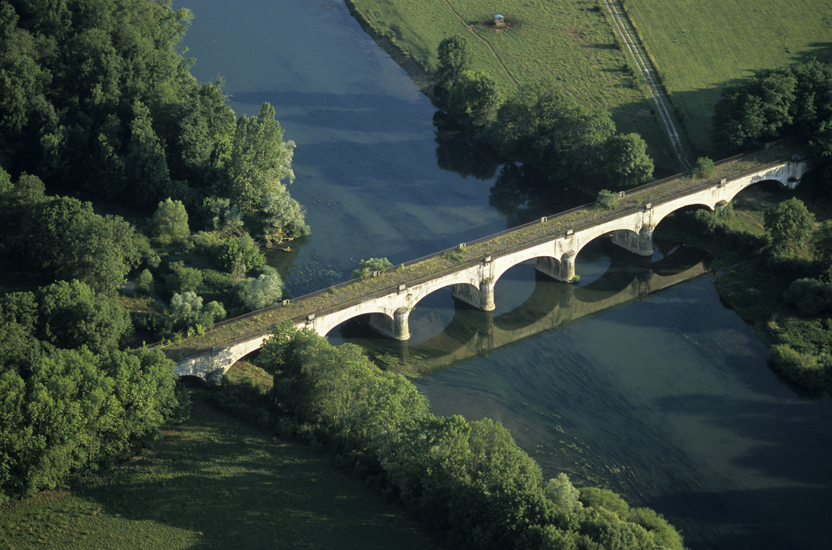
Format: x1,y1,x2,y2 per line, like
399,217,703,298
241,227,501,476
181,1,832,548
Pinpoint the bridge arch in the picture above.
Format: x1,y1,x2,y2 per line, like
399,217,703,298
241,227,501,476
313,304,396,339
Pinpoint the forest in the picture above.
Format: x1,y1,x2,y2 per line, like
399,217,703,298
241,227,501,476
0,0,306,502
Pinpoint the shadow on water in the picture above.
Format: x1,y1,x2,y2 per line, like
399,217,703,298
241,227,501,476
332,241,712,375
488,162,593,227
432,111,502,181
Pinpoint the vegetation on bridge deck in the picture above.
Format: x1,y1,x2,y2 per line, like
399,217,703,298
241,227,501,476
162,142,803,361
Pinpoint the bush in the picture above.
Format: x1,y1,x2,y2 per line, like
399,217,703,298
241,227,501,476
351,257,393,279
232,274,285,311
164,261,203,294
783,278,832,316
694,157,716,178
769,344,825,389
596,189,619,210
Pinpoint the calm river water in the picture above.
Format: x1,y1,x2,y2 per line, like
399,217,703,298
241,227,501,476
182,1,832,548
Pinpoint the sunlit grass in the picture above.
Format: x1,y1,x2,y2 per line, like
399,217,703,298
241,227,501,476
0,394,439,550
622,0,832,154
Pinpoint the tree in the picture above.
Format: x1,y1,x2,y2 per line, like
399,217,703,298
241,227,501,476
260,186,309,244
203,196,244,236
447,70,502,128
151,198,189,243
226,103,295,211
435,36,472,100
37,279,131,354
233,274,285,311
218,233,265,274
169,292,203,327
545,473,583,514
764,197,815,253
602,133,654,189
164,261,203,294
19,196,139,295
124,101,171,206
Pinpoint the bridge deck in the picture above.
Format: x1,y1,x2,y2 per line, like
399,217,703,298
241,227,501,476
161,143,802,363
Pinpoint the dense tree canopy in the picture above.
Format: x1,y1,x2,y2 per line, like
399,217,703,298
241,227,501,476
487,85,653,191
0,0,307,237
713,58,832,156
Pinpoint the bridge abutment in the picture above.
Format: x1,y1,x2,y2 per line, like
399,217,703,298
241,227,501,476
369,308,411,340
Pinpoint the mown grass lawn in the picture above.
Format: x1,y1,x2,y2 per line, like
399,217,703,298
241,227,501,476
622,0,832,154
0,394,440,550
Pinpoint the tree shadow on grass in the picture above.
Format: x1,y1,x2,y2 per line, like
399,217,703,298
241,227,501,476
77,395,439,550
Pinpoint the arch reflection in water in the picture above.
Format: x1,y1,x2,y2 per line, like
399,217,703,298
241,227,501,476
333,243,711,374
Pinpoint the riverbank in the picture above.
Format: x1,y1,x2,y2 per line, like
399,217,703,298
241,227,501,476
343,0,435,95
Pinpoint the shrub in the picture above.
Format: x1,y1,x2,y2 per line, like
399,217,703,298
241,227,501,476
596,189,619,210
769,344,825,389
164,261,203,294
783,278,832,316
232,274,285,311
694,157,716,178
351,257,393,279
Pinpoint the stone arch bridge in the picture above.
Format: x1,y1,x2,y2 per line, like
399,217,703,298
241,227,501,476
173,154,808,383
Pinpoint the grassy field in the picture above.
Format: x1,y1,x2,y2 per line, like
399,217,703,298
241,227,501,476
621,0,832,155
0,394,440,550
347,0,675,163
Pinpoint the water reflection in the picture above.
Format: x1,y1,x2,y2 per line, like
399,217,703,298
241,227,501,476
433,111,501,181
489,162,591,226
333,241,711,374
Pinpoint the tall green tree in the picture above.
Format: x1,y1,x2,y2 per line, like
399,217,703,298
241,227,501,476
435,36,471,100
124,100,171,206
226,103,295,211
151,197,189,243
764,197,815,253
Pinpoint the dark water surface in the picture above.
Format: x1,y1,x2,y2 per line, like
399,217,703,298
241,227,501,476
182,1,832,548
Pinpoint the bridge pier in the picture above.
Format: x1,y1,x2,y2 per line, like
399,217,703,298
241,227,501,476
368,307,411,340
451,280,496,311
611,227,653,256
535,254,575,282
